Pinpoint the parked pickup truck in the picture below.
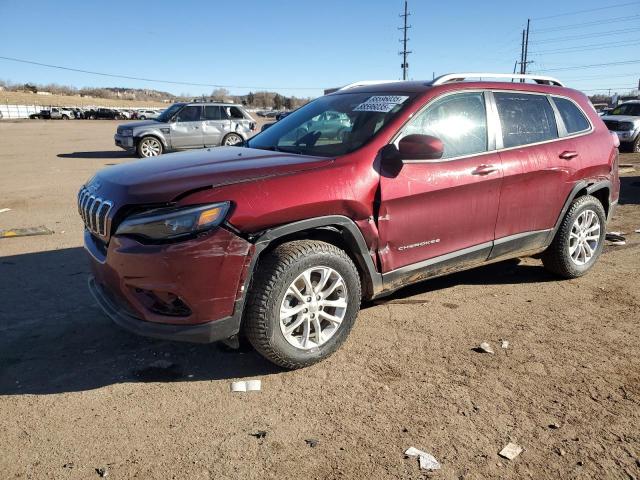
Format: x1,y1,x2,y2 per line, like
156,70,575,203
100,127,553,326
30,107,74,120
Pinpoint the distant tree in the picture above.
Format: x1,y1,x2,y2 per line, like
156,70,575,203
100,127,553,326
211,88,230,101
247,91,255,106
23,83,37,93
283,97,293,110
273,93,284,110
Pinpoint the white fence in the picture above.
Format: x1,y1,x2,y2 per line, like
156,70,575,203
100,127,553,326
0,103,164,119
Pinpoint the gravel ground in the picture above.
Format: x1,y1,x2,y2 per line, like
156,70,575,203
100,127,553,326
0,120,639,479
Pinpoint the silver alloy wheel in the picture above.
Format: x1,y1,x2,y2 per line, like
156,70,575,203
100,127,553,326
279,266,348,350
224,134,243,146
140,138,161,157
569,209,601,265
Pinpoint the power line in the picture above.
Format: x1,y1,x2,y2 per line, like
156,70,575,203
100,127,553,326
532,14,640,33
534,59,640,72
0,55,323,91
529,39,640,55
579,86,637,92
532,1,640,21
528,27,638,45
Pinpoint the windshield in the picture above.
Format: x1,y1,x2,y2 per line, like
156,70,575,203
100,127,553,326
611,103,640,116
156,103,185,122
246,92,415,157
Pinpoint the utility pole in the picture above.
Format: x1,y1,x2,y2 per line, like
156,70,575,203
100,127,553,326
398,1,412,81
523,19,531,75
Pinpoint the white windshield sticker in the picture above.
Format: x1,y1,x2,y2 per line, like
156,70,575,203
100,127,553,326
354,95,409,113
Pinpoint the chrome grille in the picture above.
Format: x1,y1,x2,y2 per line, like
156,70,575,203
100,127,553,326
77,187,113,237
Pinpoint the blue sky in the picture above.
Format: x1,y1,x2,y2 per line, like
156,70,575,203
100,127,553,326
0,0,638,97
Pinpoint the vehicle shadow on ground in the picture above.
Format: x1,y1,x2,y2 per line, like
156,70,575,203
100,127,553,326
0,247,280,396
0,247,558,396
619,176,640,205
57,151,132,160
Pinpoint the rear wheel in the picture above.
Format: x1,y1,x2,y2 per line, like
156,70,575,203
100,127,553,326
244,240,361,369
222,133,243,146
137,136,163,158
61,115,69,120
542,195,606,278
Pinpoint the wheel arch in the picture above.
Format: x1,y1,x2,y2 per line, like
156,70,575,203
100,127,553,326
134,132,168,149
547,180,611,245
247,216,382,301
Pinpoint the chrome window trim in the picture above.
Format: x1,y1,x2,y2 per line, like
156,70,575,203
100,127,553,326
393,88,595,164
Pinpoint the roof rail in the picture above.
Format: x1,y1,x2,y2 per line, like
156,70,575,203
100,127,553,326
337,80,401,91
431,73,564,87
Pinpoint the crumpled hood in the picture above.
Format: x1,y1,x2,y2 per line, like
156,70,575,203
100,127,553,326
89,146,333,205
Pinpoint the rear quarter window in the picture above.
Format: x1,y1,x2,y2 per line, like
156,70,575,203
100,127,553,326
494,92,558,148
553,97,590,134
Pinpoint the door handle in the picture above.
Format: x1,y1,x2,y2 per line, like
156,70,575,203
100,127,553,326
472,164,499,175
559,150,578,160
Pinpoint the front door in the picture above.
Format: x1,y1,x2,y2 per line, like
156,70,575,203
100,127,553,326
202,105,231,146
170,105,204,149
378,91,503,273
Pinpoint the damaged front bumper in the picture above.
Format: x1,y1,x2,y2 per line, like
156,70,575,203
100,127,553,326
85,227,255,343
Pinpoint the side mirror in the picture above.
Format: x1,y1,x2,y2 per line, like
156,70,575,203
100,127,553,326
397,134,444,160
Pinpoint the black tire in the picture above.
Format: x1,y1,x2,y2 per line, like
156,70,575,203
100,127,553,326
222,133,243,146
542,195,606,278
632,135,640,153
139,115,146,120
61,115,69,120
244,240,362,369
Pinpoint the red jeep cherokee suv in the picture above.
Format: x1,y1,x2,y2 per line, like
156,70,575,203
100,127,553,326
80,73,620,369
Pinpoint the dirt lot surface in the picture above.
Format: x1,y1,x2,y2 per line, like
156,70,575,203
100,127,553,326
1,120,639,479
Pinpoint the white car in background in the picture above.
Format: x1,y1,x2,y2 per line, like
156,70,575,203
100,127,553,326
137,109,159,120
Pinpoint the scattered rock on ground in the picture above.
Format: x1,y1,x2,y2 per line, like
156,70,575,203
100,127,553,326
405,447,441,471
499,442,523,460
251,431,267,439
95,467,108,477
477,342,495,354
500,340,509,349
305,439,319,448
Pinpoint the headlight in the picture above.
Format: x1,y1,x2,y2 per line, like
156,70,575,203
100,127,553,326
120,128,133,137
116,202,230,241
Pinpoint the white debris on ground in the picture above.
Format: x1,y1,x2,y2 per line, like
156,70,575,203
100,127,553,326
478,342,495,354
500,339,509,349
0,208,11,214
230,379,261,392
404,447,441,471
499,442,523,460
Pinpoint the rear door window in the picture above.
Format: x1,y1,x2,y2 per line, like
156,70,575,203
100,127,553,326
204,106,225,120
494,92,558,148
553,97,590,134
400,92,488,159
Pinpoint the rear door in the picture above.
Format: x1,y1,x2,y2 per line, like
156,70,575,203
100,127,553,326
378,91,503,272
203,106,230,146
170,105,204,149
492,91,582,253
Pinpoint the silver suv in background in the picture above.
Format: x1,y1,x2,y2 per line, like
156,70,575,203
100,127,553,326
601,100,640,152
114,102,257,158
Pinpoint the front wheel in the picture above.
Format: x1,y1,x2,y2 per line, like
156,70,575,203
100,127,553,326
136,136,163,158
244,240,362,369
542,195,606,278
222,133,243,146
61,115,69,120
